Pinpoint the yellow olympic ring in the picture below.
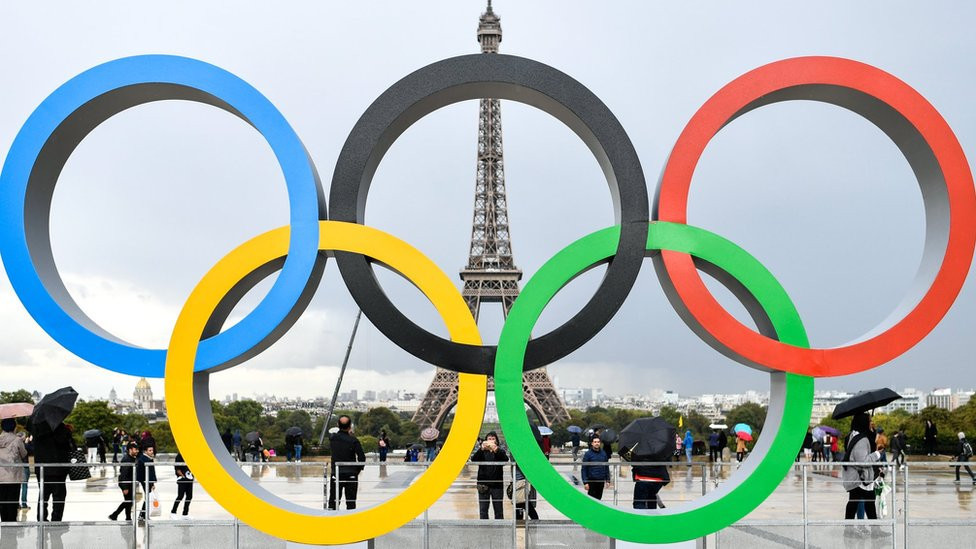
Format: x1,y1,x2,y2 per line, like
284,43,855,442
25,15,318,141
165,221,487,544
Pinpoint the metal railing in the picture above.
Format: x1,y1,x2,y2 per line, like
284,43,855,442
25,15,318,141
2,456,974,548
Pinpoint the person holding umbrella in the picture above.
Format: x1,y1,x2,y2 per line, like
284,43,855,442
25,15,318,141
0,418,28,522
29,387,78,522
841,412,885,526
569,426,582,461
617,417,675,510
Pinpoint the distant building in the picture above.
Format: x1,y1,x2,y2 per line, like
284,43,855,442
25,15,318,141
927,388,952,410
108,387,117,404
881,389,923,415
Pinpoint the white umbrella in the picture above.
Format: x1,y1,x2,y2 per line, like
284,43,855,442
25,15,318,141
709,423,728,430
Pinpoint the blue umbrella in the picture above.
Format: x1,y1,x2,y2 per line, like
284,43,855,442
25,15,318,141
733,423,752,437
567,425,582,434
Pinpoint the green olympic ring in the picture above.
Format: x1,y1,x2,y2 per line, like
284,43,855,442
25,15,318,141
495,221,814,543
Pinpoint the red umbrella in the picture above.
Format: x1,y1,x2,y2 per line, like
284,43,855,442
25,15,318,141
736,432,753,442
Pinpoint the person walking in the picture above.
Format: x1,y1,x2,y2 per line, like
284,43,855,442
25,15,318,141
953,432,975,484
171,451,193,519
683,430,694,464
709,431,720,462
32,422,72,521
221,429,233,455
736,435,747,462
924,420,938,456
841,412,885,529
875,428,888,454
327,416,365,510
0,419,28,522
424,438,437,463
581,435,611,500
136,445,157,521
890,428,906,469
632,458,670,510
377,430,390,463
570,430,581,461
109,442,139,521
471,431,508,519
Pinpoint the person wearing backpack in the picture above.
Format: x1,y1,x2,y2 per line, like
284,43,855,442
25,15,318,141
954,432,975,484
841,412,888,537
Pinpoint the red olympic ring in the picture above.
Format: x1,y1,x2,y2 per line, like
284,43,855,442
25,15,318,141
656,56,976,377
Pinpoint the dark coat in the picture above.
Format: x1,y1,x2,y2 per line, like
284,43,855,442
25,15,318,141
471,446,509,483
581,448,609,482
329,431,366,477
32,424,73,481
118,453,137,487
136,454,157,488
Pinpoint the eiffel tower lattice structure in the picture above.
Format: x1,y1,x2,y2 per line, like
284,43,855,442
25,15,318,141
413,2,571,430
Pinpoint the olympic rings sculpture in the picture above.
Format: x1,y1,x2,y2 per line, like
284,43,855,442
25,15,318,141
1,52,973,545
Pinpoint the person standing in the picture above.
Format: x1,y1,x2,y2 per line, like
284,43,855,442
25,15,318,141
0,419,28,522
85,431,100,465
221,429,233,455
841,413,884,523
109,442,139,521
683,431,694,464
293,433,304,463
924,420,938,456
424,438,437,463
111,428,122,463
581,435,611,500
171,451,193,519
718,430,728,462
954,432,975,484
248,434,263,463
32,422,72,522
570,430,581,461
377,430,390,463
140,431,157,455
232,429,243,461
632,459,670,510
327,416,366,510
471,431,508,519
736,436,747,462
18,432,31,510
875,428,889,454
136,445,158,520
709,431,720,462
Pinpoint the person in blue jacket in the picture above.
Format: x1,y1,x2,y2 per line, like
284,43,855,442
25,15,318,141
582,435,612,500
683,431,694,464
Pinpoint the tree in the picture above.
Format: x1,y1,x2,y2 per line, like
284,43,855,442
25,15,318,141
357,407,402,439
225,400,264,430
64,400,120,445
725,402,767,437
0,389,33,404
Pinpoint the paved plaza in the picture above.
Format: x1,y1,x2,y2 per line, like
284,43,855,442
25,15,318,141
4,454,974,547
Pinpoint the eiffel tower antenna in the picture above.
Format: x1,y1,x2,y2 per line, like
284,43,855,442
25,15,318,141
413,2,570,430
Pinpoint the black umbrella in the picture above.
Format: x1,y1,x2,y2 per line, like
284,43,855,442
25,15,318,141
832,388,902,419
618,417,676,461
285,426,303,437
245,431,261,442
599,428,619,444
28,387,78,434
409,443,424,451
83,429,102,439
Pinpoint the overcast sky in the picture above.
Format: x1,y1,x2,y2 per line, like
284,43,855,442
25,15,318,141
1,1,974,402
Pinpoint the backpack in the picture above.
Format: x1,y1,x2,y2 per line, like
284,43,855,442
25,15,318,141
963,441,974,458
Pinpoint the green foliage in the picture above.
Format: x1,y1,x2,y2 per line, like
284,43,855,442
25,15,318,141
0,389,33,404
64,400,120,445
725,402,767,438
359,435,378,453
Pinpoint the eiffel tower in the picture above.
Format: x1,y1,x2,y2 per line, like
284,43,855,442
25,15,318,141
413,1,571,430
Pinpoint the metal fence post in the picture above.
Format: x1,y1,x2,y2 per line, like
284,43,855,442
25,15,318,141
612,462,618,508
511,462,517,549
234,517,240,549
890,463,897,549
37,465,44,549
424,462,430,549
801,463,808,549
903,463,909,549
131,463,138,549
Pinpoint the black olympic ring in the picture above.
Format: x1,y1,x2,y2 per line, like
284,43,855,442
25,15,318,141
329,53,649,376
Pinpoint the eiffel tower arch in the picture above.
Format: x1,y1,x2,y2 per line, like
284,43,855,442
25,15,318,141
413,2,570,431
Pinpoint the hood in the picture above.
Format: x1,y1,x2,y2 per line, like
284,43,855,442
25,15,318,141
0,431,17,448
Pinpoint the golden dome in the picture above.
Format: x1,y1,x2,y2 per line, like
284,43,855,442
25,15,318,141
135,378,152,390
